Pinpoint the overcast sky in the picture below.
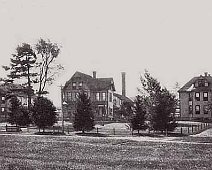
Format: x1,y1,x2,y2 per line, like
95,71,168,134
1,0,212,107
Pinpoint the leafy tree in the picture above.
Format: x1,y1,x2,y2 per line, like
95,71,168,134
35,38,64,95
117,101,134,121
131,95,148,132
140,70,177,132
73,91,94,133
7,96,31,126
3,43,37,108
31,96,57,132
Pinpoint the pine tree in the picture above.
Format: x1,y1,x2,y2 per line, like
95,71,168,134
31,97,57,132
73,92,94,133
151,88,177,132
3,43,37,108
131,95,148,132
140,70,177,133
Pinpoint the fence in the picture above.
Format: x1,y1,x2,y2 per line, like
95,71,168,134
174,122,212,135
3,122,212,136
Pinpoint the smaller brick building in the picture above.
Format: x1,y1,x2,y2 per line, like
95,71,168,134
0,83,28,122
178,72,212,120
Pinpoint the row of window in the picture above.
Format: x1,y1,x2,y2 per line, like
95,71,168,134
189,105,209,114
65,92,113,102
66,92,87,101
192,92,209,101
194,80,209,88
72,82,83,90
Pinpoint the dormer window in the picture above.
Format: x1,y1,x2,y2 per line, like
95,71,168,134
205,81,209,87
198,80,204,87
78,82,83,89
72,82,76,89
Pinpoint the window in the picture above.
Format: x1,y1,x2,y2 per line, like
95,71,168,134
67,92,72,101
79,82,83,89
195,82,198,87
204,105,209,114
1,107,5,112
195,105,200,114
109,108,113,115
199,80,204,87
189,101,192,106
195,92,200,101
203,92,208,101
1,96,5,104
72,92,76,101
109,93,112,102
72,82,76,89
96,93,100,101
189,93,192,101
102,92,106,101
205,82,209,87
189,105,193,114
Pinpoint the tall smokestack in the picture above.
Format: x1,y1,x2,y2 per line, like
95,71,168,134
122,72,126,97
93,71,96,79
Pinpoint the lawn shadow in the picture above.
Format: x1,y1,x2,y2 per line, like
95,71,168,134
34,132,66,136
132,132,188,138
75,132,109,137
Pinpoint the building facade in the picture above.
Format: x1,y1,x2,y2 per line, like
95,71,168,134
62,71,116,121
178,72,212,120
0,83,29,122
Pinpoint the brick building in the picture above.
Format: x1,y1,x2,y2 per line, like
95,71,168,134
178,72,212,120
62,71,116,121
0,83,28,122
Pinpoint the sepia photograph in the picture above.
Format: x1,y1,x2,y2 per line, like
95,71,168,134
0,0,212,169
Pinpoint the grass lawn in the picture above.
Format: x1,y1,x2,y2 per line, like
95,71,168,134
0,134,212,169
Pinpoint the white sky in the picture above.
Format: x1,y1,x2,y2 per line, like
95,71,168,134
1,0,212,107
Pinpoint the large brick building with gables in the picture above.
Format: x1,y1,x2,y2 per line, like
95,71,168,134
178,72,212,120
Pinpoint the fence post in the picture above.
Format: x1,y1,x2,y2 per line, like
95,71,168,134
67,127,69,134
201,123,203,130
97,127,98,134
181,127,183,135
113,128,115,135
192,125,193,133
188,126,189,134
5,125,7,132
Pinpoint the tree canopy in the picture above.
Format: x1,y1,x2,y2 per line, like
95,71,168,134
31,96,57,131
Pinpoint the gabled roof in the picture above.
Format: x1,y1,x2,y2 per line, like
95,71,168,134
0,83,26,95
178,75,212,92
64,71,115,91
113,93,133,103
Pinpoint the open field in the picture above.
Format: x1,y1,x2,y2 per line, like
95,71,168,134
1,134,212,170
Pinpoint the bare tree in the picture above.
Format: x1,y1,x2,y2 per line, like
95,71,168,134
35,38,64,95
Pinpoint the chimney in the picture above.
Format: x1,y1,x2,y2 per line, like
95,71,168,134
204,72,208,77
93,71,96,79
121,72,126,97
